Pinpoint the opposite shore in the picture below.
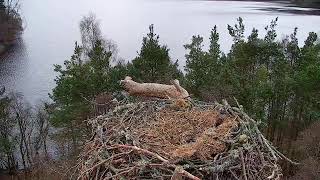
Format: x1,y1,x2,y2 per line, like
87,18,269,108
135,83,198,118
0,43,12,55
0,0,23,56
0,44,5,55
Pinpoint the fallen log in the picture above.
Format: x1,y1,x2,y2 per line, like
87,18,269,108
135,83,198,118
120,76,189,99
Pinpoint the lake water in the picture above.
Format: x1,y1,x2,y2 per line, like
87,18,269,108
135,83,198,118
1,0,320,104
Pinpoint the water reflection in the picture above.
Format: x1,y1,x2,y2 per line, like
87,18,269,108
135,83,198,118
0,39,29,94
253,1,320,15
257,7,320,15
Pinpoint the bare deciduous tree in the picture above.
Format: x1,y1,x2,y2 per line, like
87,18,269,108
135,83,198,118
34,102,50,156
79,13,118,61
2,0,21,17
0,87,17,173
10,93,34,170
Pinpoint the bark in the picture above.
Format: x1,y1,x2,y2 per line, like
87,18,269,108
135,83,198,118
120,76,189,99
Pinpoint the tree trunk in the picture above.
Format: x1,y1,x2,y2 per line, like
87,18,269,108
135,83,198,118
120,76,189,99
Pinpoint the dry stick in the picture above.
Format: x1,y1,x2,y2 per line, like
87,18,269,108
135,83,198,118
256,130,278,160
68,160,84,180
113,144,169,163
234,97,298,166
94,166,100,180
171,166,201,180
267,165,277,180
229,169,240,180
256,146,266,165
80,150,133,177
103,167,136,180
112,144,201,180
80,94,111,106
240,150,248,180
258,129,298,165
269,145,299,165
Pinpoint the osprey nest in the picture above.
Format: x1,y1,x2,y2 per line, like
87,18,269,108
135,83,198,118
77,99,298,180
77,77,296,180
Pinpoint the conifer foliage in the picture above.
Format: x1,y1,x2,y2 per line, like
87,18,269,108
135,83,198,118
130,24,182,83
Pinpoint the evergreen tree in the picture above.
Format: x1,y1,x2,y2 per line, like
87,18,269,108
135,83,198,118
184,19,320,173
208,25,221,61
184,35,205,96
109,60,130,92
131,24,182,83
50,15,126,148
50,40,113,123
184,26,222,99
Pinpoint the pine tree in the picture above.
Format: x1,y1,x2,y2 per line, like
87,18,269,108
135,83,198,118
207,25,222,88
131,24,182,83
208,25,221,60
184,26,222,98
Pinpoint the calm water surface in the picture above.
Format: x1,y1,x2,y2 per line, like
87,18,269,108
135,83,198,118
1,0,320,104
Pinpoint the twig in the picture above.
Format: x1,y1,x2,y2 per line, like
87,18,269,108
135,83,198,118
103,167,136,180
112,144,169,163
229,169,240,180
80,150,133,176
240,149,248,180
172,166,201,180
269,146,299,165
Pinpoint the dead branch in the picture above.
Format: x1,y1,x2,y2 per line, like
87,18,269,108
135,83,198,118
120,76,189,99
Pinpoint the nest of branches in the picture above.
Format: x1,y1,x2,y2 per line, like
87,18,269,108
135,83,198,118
77,99,297,180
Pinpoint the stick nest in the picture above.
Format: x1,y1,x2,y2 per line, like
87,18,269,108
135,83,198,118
77,99,295,180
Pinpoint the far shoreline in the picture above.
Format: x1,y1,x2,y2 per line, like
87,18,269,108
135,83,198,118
0,43,6,55
206,0,320,9
0,41,16,56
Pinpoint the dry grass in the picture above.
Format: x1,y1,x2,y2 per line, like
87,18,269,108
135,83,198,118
134,109,237,161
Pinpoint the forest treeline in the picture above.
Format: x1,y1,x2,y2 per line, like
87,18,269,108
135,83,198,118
1,14,320,179
0,0,22,54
